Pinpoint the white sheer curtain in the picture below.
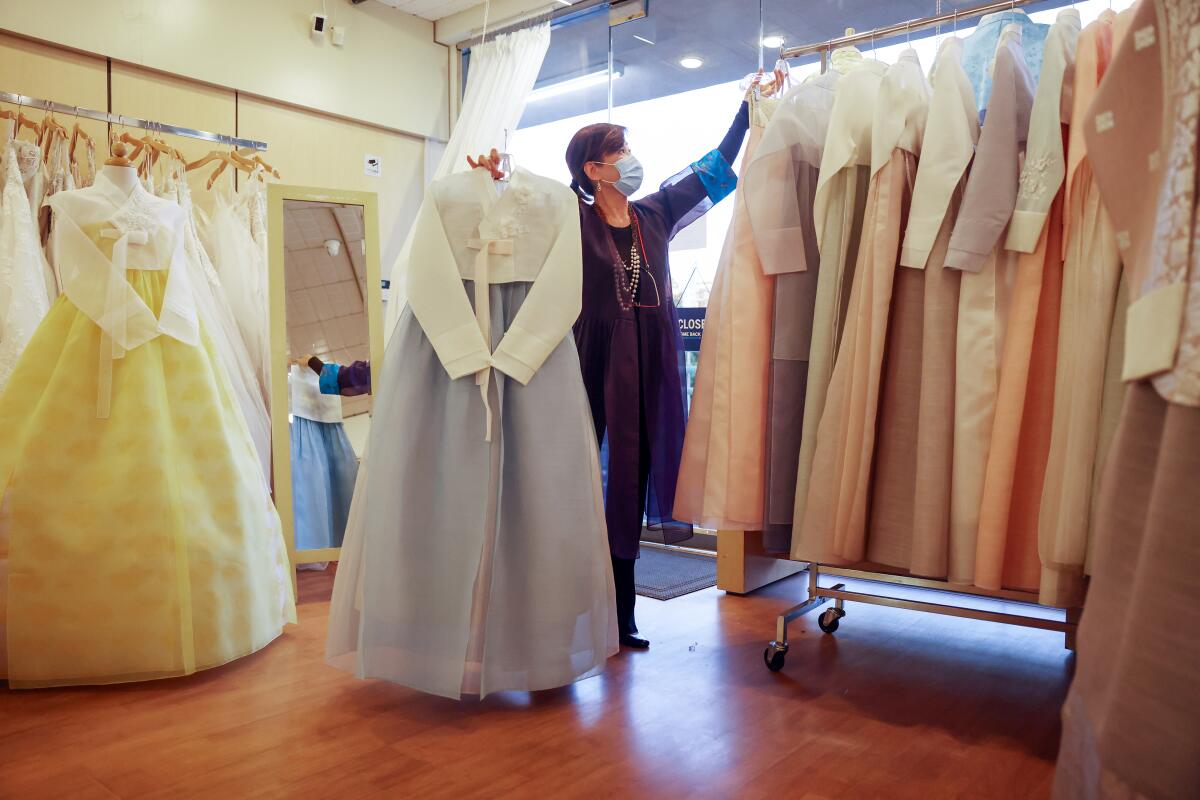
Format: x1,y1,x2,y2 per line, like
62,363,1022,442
384,23,551,340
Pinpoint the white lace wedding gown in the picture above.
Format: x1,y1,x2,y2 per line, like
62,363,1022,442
199,174,271,408
0,131,53,391
159,163,272,479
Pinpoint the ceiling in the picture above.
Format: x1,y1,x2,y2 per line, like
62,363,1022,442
372,0,482,20
516,0,1071,128
283,200,372,417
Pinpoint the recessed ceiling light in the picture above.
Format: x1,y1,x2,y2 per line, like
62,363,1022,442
679,56,703,69
762,35,784,49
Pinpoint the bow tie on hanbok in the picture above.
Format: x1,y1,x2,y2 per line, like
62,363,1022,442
466,237,514,442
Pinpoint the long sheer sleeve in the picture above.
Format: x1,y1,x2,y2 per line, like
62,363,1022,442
900,39,980,269
945,39,1035,273
640,101,750,233
406,190,493,379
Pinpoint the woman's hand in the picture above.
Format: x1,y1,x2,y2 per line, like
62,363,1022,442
292,354,324,375
743,67,787,101
467,148,506,180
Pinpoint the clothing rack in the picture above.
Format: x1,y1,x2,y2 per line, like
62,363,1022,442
779,0,1040,70
763,564,1080,672
0,90,268,151
758,0,1082,675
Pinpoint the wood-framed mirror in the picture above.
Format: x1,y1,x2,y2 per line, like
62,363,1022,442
267,185,383,570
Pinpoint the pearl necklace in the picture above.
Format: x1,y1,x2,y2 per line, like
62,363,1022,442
609,210,644,312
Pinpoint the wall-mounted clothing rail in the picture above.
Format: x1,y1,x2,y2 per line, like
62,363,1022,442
0,90,268,151
779,0,1039,63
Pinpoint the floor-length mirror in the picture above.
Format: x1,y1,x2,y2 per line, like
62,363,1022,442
268,187,383,568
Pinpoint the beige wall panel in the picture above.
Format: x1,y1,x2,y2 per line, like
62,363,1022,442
0,31,107,149
238,95,424,291
110,63,238,212
0,0,449,140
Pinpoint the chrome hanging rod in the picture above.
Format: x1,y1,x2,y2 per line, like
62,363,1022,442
779,0,1039,61
0,90,268,151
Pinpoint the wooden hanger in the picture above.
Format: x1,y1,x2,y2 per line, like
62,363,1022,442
249,153,281,179
0,108,15,141
185,148,255,190
40,111,68,152
70,120,94,163
137,133,185,165
224,148,278,183
228,148,258,172
15,110,41,141
185,149,254,174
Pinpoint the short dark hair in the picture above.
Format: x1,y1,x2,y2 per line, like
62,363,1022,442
565,123,627,200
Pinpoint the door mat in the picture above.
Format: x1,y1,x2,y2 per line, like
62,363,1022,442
635,547,718,600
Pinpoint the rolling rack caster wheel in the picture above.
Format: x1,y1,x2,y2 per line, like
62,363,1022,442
763,643,788,672
818,607,845,634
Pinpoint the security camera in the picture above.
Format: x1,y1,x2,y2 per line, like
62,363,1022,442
324,239,342,257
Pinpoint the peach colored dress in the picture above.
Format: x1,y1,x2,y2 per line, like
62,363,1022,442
943,28,1035,584
675,96,777,530
972,12,1081,593
795,50,929,564
869,37,979,575
1036,12,1121,608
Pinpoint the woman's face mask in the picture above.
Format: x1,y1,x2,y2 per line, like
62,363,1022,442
593,152,644,197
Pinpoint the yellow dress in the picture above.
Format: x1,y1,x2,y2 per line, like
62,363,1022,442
0,174,294,688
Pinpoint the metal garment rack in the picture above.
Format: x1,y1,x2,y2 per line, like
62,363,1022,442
762,0,1080,674
779,0,1040,71
763,564,1079,672
0,90,268,151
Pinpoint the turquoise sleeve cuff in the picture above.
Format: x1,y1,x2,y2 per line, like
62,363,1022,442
692,149,738,205
318,363,341,395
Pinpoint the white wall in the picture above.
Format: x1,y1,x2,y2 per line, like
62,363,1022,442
0,0,449,139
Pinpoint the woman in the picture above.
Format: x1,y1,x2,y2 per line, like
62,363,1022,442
566,85,760,649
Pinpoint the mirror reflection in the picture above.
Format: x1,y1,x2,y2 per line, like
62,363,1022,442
282,199,371,558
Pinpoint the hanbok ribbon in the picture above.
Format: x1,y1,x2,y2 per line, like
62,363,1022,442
467,237,514,442
95,228,147,418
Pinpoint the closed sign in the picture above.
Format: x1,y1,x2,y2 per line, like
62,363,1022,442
678,307,706,352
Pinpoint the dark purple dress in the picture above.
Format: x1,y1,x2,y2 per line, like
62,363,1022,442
574,103,750,560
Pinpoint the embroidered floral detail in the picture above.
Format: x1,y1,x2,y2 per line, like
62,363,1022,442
110,188,160,237
495,183,533,238
1018,153,1053,200
14,140,41,183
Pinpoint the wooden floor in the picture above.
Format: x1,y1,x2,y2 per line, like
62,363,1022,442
0,568,1074,799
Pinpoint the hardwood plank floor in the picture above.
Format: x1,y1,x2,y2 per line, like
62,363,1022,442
0,568,1073,799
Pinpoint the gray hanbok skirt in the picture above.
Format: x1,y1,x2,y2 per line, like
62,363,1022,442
326,281,617,700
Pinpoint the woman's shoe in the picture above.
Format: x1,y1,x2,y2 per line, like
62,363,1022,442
620,633,650,650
